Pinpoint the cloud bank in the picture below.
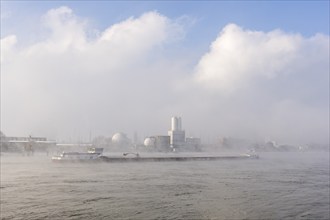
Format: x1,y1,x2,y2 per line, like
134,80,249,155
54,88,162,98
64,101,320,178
1,7,329,146
194,24,328,94
191,24,329,144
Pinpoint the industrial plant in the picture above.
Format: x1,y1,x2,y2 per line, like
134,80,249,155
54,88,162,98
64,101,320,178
90,116,201,152
0,131,56,154
1,116,319,154
0,117,201,153
142,116,201,152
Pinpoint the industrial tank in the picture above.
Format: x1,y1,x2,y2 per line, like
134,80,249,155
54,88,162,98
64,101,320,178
171,116,182,131
112,132,130,145
143,137,155,147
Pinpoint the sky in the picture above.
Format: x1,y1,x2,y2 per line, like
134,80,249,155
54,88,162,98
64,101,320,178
1,1,329,145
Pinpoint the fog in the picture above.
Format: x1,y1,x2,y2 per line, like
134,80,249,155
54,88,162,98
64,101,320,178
1,7,329,147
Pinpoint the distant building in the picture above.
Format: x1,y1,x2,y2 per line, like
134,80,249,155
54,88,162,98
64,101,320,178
143,135,170,152
168,116,185,149
144,116,203,152
186,137,201,151
154,135,171,151
0,132,56,153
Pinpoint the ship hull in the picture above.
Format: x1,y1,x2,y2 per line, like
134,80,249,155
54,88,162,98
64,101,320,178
99,154,258,162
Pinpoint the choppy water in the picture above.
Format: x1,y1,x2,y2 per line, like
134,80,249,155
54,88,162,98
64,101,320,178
1,152,329,220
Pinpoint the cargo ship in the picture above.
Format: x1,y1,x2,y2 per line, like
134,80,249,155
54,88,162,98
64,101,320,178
99,153,258,162
51,148,258,162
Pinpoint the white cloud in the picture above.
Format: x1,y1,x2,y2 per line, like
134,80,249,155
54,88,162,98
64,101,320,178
194,24,328,94
1,35,17,62
100,12,167,45
1,7,186,140
1,8,328,146
190,24,329,145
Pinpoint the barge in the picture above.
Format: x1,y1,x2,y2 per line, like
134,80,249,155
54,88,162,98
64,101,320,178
52,148,259,163
99,153,258,162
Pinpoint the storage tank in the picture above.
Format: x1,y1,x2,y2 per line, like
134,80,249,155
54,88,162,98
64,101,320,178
112,132,129,145
171,117,179,131
144,137,155,147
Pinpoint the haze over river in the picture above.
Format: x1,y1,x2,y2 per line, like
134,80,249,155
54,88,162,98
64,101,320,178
1,152,329,220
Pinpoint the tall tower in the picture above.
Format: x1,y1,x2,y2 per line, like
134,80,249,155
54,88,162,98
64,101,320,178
168,116,185,148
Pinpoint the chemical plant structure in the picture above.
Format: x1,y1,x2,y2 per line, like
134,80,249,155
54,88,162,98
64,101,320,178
142,116,201,152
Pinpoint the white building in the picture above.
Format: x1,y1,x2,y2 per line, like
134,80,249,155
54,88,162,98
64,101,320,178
168,116,185,148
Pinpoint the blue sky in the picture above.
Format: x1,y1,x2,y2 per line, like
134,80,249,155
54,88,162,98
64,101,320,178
2,1,329,42
1,1,329,145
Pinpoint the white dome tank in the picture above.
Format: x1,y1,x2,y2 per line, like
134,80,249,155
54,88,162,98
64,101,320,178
112,132,129,145
144,137,155,147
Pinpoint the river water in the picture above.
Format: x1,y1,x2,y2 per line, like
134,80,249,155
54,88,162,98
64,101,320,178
1,152,329,220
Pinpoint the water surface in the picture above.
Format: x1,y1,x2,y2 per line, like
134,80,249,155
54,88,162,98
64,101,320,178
1,152,329,219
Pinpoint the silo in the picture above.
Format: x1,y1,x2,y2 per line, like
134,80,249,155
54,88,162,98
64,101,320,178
171,117,179,131
178,117,182,131
168,116,185,148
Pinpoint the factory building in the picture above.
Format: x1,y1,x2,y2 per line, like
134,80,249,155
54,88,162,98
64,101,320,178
168,116,185,149
154,135,171,151
143,135,170,152
0,132,56,153
186,137,202,151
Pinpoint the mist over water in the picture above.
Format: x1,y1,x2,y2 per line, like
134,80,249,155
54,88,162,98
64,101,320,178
1,152,329,220
1,3,329,220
